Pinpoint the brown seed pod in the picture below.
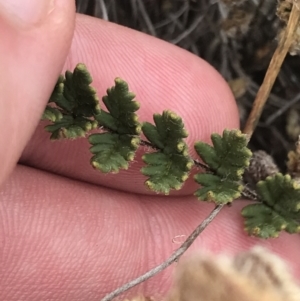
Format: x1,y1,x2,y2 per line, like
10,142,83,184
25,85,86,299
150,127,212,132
243,150,280,188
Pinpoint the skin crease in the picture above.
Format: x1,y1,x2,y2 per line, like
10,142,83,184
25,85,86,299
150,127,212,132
0,9,299,301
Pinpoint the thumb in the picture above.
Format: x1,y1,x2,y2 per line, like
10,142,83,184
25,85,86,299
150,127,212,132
0,0,75,185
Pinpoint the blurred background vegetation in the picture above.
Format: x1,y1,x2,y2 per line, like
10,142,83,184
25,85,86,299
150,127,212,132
75,0,300,171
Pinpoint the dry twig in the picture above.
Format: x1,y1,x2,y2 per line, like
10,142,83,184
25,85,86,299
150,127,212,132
243,3,300,138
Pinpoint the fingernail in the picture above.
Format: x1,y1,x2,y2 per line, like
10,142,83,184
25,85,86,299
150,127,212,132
0,0,55,27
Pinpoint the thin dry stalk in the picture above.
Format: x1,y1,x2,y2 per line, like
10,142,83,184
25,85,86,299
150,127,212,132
243,3,300,138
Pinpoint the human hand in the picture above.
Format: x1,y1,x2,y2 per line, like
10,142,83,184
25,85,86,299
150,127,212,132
0,2,299,300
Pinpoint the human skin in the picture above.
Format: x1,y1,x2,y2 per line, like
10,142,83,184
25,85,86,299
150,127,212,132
0,1,299,301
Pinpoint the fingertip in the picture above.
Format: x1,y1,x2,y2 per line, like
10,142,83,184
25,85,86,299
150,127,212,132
0,0,75,185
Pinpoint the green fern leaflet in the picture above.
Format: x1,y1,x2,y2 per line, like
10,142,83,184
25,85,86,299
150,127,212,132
242,173,300,238
89,78,141,173
141,110,193,194
194,129,252,203
43,63,100,139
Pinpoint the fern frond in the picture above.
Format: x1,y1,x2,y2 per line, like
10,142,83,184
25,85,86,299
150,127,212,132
242,173,300,238
141,110,193,194
194,129,252,203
